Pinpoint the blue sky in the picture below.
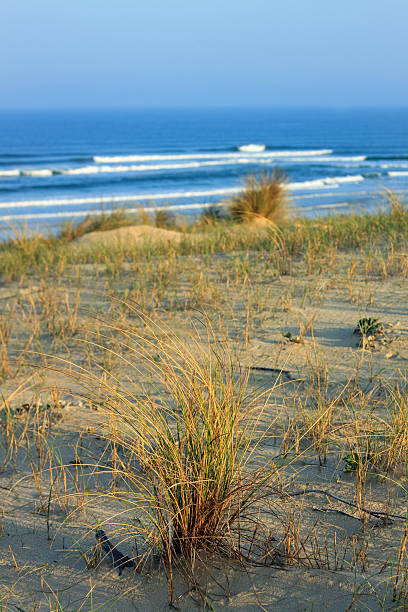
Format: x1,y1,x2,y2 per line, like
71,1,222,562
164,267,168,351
1,0,407,108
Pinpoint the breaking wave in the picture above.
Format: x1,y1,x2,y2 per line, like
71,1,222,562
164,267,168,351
93,149,334,163
0,170,20,177
0,155,367,179
0,175,366,211
0,187,241,209
61,158,367,176
21,169,53,177
237,144,266,152
289,175,364,190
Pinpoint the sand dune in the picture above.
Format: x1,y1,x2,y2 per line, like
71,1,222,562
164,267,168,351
74,224,183,248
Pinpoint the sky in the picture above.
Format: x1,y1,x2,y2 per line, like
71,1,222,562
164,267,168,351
1,0,407,109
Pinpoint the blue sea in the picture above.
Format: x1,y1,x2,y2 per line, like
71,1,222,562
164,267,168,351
0,107,408,234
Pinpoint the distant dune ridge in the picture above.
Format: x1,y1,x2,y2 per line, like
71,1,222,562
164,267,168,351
74,224,183,248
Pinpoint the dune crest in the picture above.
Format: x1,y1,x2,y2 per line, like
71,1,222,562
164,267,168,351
74,224,182,247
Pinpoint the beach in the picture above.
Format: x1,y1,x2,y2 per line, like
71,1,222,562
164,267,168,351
0,204,408,610
2,0,408,603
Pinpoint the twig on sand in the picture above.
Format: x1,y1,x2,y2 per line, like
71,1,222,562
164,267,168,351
283,489,407,521
95,529,136,576
311,506,359,520
248,366,293,380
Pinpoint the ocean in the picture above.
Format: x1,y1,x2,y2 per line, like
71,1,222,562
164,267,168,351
0,107,407,234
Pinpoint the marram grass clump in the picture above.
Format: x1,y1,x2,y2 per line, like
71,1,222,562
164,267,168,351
229,169,291,225
58,306,280,603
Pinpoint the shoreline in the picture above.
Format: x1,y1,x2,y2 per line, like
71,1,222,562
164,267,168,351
0,190,406,243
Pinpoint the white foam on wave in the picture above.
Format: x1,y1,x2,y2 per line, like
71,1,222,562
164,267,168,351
93,149,333,163
0,169,20,177
59,156,367,176
0,197,365,223
289,175,364,190
0,202,226,222
0,153,366,180
64,160,251,174
388,171,408,177
301,202,354,211
381,163,408,169
293,190,370,200
238,144,266,152
0,175,366,214
0,187,241,210
0,168,56,178
284,156,366,163
21,169,53,177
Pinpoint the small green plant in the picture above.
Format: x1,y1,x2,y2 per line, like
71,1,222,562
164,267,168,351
283,331,303,344
354,317,383,337
343,451,372,472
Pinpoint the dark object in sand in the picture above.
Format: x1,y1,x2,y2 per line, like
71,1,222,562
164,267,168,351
248,366,293,380
95,529,136,575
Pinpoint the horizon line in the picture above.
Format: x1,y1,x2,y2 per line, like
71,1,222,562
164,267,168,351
1,104,408,113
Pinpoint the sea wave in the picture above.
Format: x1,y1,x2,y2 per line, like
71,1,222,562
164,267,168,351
362,172,383,179
0,155,367,180
63,158,367,176
0,187,241,209
93,149,334,163
288,156,366,163
0,170,20,177
388,171,408,177
0,202,230,222
0,199,365,223
237,144,266,152
62,160,256,175
0,175,366,211
289,175,365,190
381,163,408,169
21,169,54,177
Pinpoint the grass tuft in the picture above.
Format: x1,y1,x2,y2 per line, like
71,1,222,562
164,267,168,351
59,308,279,602
229,169,291,225
153,208,176,229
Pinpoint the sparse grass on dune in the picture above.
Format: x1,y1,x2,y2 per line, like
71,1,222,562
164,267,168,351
0,190,407,283
58,208,135,242
3,288,408,607
58,205,178,242
2,188,408,608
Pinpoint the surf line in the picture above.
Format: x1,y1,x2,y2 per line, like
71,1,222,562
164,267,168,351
0,188,242,210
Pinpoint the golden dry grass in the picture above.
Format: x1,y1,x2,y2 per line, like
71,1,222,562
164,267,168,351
229,169,291,225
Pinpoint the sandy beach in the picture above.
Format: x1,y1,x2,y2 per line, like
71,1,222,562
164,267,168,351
2,0,408,605
0,212,407,610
